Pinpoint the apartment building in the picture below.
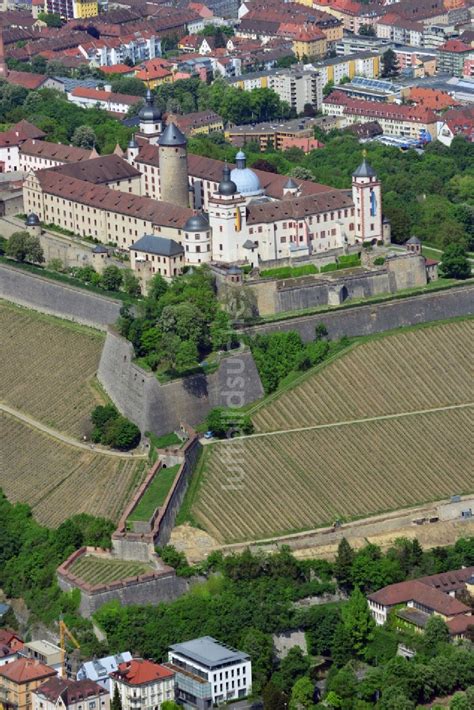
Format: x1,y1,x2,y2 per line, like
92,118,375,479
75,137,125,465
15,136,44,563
44,0,98,20
313,52,381,88
229,67,323,114
437,39,474,77
76,654,132,694
375,14,424,47
226,116,322,150
32,678,109,710
0,658,57,710
110,659,175,710
168,637,251,705
323,91,438,139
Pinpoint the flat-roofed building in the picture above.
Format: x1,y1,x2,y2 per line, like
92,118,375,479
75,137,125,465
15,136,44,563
168,637,251,705
20,642,62,678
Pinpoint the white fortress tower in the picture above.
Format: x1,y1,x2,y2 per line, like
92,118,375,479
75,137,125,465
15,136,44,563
184,212,212,265
351,154,383,244
209,165,250,264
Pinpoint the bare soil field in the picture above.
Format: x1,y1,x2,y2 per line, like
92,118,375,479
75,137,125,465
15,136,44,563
0,300,105,437
0,412,146,527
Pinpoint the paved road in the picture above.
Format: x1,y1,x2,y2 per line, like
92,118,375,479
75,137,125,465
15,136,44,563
0,402,146,459
209,401,474,443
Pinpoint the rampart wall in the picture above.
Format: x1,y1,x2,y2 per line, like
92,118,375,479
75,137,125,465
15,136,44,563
243,284,474,342
0,263,121,329
98,329,264,435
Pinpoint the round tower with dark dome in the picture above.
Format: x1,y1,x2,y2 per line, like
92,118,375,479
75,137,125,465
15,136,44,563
137,89,162,145
184,211,211,264
158,122,189,208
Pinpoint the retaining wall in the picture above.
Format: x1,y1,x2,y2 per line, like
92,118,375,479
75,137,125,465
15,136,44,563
243,284,474,342
98,329,264,435
0,263,121,329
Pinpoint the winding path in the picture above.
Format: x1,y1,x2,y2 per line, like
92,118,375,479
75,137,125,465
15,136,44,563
0,402,146,459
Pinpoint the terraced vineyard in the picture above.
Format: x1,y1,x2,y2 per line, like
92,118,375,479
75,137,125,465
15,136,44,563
252,320,474,433
193,407,473,543
69,555,151,585
189,319,474,543
1,413,147,527
0,301,105,437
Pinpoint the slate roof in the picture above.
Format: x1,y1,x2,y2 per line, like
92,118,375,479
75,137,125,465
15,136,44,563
132,235,184,256
169,636,249,669
35,678,107,704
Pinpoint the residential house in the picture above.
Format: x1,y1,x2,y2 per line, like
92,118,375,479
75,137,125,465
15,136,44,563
168,637,252,706
134,61,173,89
437,105,474,146
110,659,175,710
367,567,474,639
76,653,132,694
0,632,23,669
32,678,109,710
5,71,62,92
0,658,57,710
168,111,224,136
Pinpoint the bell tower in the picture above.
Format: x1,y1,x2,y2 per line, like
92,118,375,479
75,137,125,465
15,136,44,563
351,152,382,244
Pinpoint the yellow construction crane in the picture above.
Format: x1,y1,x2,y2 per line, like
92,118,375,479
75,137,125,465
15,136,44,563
59,620,80,678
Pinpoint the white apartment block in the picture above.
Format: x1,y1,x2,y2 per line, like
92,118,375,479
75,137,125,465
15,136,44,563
168,637,252,705
268,70,323,115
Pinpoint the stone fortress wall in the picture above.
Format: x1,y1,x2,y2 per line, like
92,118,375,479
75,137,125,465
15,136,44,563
97,328,265,436
0,263,121,329
243,283,474,342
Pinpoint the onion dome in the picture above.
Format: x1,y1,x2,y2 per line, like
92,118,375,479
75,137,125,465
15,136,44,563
138,89,162,122
218,164,237,196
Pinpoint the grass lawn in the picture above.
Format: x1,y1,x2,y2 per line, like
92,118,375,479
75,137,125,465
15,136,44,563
128,464,180,522
148,431,183,449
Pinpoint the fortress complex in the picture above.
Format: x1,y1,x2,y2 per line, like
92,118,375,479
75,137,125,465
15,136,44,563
23,90,390,280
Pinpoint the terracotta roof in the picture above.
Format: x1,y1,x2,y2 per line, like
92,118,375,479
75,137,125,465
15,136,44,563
446,614,474,636
0,120,45,148
324,91,437,124
368,580,471,616
0,658,56,684
111,659,174,686
135,65,172,80
100,64,134,74
35,171,192,229
0,630,23,653
408,87,459,111
48,154,141,184
35,678,107,704
6,70,48,90
247,189,353,223
439,38,472,52
170,110,223,133
70,87,141,106
418,566,474,592
20,139,95,163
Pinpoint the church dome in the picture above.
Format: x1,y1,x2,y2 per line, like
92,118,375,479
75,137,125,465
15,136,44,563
230,150,263,197
139,89,162,122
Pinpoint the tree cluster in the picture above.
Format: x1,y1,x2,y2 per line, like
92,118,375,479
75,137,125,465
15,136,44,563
6,231,44,264
90,404,141,451
117,267,237,376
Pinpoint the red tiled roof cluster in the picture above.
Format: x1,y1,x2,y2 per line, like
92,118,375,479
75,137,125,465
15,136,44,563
324,91,437,124
70,87,142,106
369,579,470,616
111,659,175,686
0,120,45,148
439,38,472,53
407,87,459,111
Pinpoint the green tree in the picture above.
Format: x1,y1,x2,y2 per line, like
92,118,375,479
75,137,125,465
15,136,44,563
323,80,334,97
6,231,44,264
290,166,314,181
122,269,141,297
101,265,123,291
327,665,358,706
71,125,97,149
274,647,311,694
38,11,62,27
289,675,316,709
110,77,147,97
450,693,469,710
175,340,199,371
325,691,343,709
159,303,206,348
147,273,169,301
240,628,274,693
334,538,354,592
262,680,288,710
381,49,400,78
210,310,236,350
341,587,374,656
161,702,180,710
379,686,415,710
439,244,471,279
103,415,140,451
422,615,450,655
75,265,101,286
91,404,118,430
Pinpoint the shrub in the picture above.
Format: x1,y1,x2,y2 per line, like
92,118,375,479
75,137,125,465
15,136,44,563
374,257,385,266
90,404,140,450
321,263,337,273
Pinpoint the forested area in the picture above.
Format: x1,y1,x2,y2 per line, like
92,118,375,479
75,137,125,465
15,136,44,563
1,486,473,708
188,132,474,251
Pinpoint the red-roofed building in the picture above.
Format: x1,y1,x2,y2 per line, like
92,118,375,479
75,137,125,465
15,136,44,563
32,677,110,710
134,60,173,88
0,119,46,172
110,660,175,710
0,658,57,710
100,64,135,76
68,87,142,114
0,631,23,667
405,86,460,112
368,566,474,637
5,70,62,92
437,105,474,146
438,38,474,76
323,91,438,139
